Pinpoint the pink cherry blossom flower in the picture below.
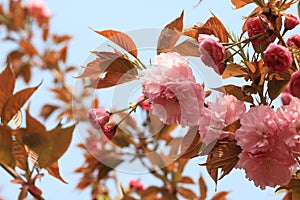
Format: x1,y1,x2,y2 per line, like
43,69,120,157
199,94,245,144
137,95,151,111
289,71,300,98
264,44,292,73
235,105,296,189
287,34,300,50
277,98,300,151
198,34,219,43
284,14,300,30
198,38,226,75
87,108,110,129
141,52,205,127
26,0,51,18
129,179,144,191
246,17,272,52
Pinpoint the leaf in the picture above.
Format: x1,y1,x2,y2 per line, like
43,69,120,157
0,126,15,168
0,64,15,97
213,85,254,104
120,186,137,200
58,46,67,63
39,104,59,120
199,176,207,200
1,85,39,125
231,0,254,9
179,126,202,159
92,29,138,57
222,64,247,79
45,161,67,183
222,120,241,134
52,34,72,44
200,139,241,185
192,15,228,43
177,187,197,200
157,11,184,54
160,39,200,57
12,131,28,170
277,177,300,200
23,110,75,168
19,39,38,56
298,1,300,18
211,191,230,200
0,65,15,114
268,71,291,101
110,128,131,148
180,176,194,184
141,186,160,200
88,72,137,89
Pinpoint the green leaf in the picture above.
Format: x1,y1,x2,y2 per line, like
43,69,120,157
157,11,184,54
92,29,138,57
1,85,39,125
0,126,15,168
213,85,254,104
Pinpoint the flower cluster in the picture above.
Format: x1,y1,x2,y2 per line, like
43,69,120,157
26,0,51,19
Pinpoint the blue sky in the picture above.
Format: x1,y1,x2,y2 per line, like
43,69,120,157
0,0,299,199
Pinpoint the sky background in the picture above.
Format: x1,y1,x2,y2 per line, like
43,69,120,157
0,0,299,199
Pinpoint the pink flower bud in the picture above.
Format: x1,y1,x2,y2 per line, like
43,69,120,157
137,95,151,111
281,92,292,105
198,38,226,75
129,179,144,191
87,108,110,129
289,71,300,98
264,44,292,73
287,34,300,50
103,126,117,140
26,0,51,18
246,17,272,52
198,34,219,44
284,14,300,30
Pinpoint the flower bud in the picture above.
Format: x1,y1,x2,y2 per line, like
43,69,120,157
289,71,300,98
103,126,117,140
284,14,300,30
264,44,292,73
287,34,300,50
87,108,110,129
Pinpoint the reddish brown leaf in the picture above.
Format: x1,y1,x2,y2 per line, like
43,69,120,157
177,187,197,200
39,104,59,120
45,161,68,183
213,85,254,104
222,120,241,134
19,39,38,56
52,34,72,44
211,191,230,200
1,85,39,125
0,126,15,168
268,70,291,101
88,72,137,89
179,126,203,159
200,139,241,184
0,64,15,97
141,186,160,200
92,29,138,57
222,64,247,79
180,176,195,184
199,176,207,200
157,11,184,54
50,88,72,102
23,110,75,168
193,15,228,43
231,0,254,9
12,132,28,170
160,39,200,57
58,46,67,63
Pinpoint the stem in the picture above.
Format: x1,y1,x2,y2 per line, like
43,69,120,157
112,171,123,199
